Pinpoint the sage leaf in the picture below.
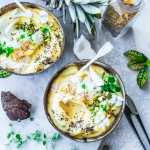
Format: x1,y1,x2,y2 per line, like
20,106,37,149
127,60,146,70
0,68,12,78
137,65,149,88
124,50,147,62
146,59,150,67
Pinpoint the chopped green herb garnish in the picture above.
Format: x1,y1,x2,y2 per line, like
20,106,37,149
0,41,13,57
20,34,25,39
16,37,20,42
30,37,33,41
102,105,107,111
82,84,86,89
17,120,21,122
102,72,105,80
27,32,31,36
43,28,49,34
22,25,25,30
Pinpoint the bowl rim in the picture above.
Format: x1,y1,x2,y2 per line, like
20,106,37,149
0,2,65,76
44,59,126,143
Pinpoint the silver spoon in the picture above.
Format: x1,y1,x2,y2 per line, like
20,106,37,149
76,42,113,75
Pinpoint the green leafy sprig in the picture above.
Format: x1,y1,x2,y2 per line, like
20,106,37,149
124,50,150,88
101,76,121,93
5,124,59,149
0,41,13,57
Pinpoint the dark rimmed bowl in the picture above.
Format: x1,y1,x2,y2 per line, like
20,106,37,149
0,2,65,76
44,60,126,142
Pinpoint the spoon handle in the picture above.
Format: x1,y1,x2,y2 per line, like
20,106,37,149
13,0,27,12
76,42,113,75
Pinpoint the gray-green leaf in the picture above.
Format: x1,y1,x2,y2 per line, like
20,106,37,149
127,60,146,70
123,50,147,62
137,65,149,88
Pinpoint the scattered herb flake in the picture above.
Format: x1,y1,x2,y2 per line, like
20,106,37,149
82,84,86,89
43,28,49,34
20,34,25,39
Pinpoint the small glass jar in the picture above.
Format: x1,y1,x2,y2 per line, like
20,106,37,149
101,0,145,38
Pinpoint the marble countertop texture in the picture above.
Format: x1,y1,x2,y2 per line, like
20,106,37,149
0,0,150,150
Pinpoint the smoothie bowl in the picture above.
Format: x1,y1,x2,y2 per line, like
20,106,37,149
44,60,126,142
0,2,65,75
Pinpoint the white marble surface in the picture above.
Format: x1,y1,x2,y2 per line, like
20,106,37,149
0,0,150,150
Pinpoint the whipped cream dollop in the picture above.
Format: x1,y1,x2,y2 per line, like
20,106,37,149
95,114,110,130
38,11,49,24
110,94,124,106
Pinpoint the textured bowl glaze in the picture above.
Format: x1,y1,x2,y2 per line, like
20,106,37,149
0,2,65,76
44,60,126,143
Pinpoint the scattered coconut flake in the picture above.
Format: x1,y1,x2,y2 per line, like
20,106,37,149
99,118,110,130
62,94,74,104
32,31,43,45
73,34,96,60
70,78,82,84
95,115,105,124
0,16,8,35
38,11,49,24
89,66,104,86
22,56,30,63
110,94,124,106
51,83,58,92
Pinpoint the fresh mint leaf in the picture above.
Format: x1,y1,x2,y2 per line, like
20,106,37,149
20,34,25,39
115,86,121,92
101,85,108,91
30,117,34,121
137,65,149,88
82,84,86,89
109,83,115,90
108,76,115,84
43,28,49,34
3,41,6,45
6,47,13,57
